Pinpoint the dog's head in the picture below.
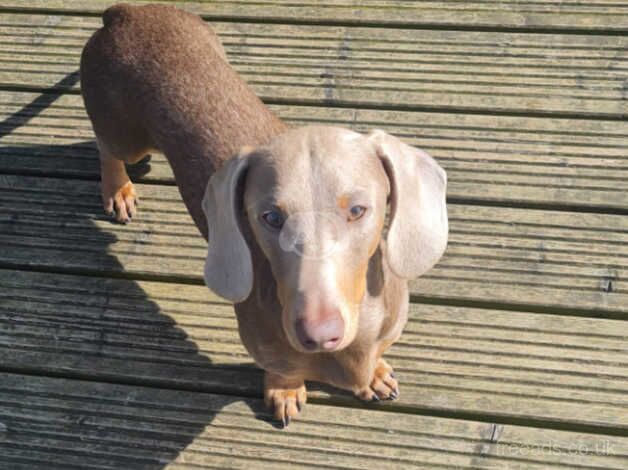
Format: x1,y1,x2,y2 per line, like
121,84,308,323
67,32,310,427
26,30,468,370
202,126,448,353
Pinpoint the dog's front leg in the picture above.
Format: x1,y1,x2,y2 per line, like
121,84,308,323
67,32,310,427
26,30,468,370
353,357,399,402
264,371,307,428
99,148,138,224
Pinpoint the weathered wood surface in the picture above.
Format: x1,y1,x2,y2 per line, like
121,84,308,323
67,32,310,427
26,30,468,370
1,373,626,469
1,0,627,31
2,91,627,211
1,14,627,117
1,268,627,432
0,0,626,466
0,175,625,314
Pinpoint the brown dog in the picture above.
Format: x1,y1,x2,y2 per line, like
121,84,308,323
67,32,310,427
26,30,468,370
81,4,448,427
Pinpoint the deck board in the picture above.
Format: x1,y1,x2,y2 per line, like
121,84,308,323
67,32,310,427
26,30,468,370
0,175,625,314
0,13,627,117
2,373,626,469
1,0,627,31
1,268,627,432
2,91,627,211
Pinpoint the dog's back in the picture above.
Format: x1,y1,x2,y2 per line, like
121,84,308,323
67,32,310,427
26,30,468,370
80,3,286,235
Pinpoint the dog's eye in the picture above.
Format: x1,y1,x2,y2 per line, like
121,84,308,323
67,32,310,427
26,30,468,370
348,205,366,221
261,209,285,229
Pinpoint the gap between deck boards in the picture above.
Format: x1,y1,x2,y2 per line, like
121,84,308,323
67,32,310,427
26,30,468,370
2,168,627,218
0,256,625,321
2,84,627,123
0,5,628,36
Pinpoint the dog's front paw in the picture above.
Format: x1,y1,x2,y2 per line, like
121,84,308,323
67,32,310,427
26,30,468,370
354,358,399,402
102,180,138,224
264,372,306,428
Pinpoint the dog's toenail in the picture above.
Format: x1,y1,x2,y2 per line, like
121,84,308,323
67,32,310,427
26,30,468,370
372,394,380,402
389,390,398,400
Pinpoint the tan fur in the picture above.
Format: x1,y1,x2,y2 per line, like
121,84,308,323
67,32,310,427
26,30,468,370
337,260,368,307
337,195,350,209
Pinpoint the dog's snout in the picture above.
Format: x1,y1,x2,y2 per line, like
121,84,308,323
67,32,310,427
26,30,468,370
295,313,344,352
278,211,346,260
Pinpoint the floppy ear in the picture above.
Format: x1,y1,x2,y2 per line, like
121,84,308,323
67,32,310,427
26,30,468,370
202,149,253,302
368,130,448,279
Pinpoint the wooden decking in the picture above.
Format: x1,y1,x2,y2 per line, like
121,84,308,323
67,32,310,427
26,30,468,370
0,1,626,468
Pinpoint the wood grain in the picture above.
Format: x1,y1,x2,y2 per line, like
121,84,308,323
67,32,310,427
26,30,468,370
1,269,627,432
0,0,626,31
0,1,626,467
1,372,626,469
0,13,626,117
0,174,625,314
2,91,626,211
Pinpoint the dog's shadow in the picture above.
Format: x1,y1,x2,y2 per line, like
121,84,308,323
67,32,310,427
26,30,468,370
0,72,285,467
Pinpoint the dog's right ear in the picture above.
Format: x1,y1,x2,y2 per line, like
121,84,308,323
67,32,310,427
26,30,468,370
202,148,254,303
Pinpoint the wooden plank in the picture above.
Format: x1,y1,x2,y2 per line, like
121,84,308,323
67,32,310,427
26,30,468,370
0,14,627,117
1,373,626,469
0,175,625,314
2,92,627,211
1,269,627,432
1,0,627,31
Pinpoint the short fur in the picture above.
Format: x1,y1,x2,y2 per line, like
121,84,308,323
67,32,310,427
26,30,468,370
80,3,286,233
203,126,448,425
80,4,448,427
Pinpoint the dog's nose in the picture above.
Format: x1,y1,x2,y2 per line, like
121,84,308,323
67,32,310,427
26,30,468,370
295,314,344,351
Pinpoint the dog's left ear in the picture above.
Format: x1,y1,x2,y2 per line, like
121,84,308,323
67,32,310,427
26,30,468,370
368,130,448,279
